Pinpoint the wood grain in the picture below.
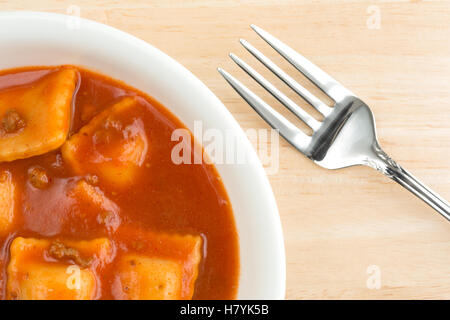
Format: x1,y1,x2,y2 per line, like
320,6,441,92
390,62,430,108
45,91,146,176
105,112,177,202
2,0,450,299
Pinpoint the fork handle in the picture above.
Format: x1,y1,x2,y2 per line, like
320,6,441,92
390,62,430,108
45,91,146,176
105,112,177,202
367,144,450,221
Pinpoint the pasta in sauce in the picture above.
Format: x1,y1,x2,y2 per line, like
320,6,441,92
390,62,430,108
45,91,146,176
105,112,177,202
0,66,239,300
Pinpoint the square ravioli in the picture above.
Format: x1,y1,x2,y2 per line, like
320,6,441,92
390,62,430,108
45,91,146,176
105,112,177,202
112,232,202,300
69,179,118,213
0,170,16,235
6,237,112,300
68,179,121,232
0,68,78,162
114,255,182,300
61,97,148,188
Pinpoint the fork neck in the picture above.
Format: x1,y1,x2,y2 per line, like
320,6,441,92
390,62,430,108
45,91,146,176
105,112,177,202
364,142,450,221
363,143,402,177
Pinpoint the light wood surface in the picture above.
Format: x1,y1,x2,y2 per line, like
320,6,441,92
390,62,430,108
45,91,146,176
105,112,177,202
2,0,450,299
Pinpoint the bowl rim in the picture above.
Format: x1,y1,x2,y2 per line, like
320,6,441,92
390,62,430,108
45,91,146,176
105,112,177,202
0,10,286,299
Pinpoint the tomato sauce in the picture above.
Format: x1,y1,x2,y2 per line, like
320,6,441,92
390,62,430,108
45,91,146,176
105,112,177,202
0,66,239,299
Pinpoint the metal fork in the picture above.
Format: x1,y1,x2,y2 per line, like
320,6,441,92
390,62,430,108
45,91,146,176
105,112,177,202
218,25,450,221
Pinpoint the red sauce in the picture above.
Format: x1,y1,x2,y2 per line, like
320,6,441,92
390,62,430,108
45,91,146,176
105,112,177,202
0,66,239,299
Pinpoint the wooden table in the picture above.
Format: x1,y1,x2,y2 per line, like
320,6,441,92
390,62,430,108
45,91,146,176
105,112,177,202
4,0,450,299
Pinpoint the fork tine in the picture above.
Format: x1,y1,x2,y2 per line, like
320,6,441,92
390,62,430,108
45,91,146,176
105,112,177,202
217,68,311,152
240,39,332,117
229,53,321,131
251,24,354,102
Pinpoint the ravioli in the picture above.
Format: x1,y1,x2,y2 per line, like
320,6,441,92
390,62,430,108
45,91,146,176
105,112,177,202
69,180,118,212
114,255,182,300
0,170,16,235
6,237,112,300
68,179,121,232
0,68,78,162
112,232,202,300
62,97,148,188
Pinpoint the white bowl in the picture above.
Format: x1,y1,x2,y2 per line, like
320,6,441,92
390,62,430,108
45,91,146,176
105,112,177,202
0,11,286,299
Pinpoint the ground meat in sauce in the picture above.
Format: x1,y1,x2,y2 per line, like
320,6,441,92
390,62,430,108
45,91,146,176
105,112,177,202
86,174,99,185
1,110,25,134
97,211,115,226
48,241,92,268
28,166,51,189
